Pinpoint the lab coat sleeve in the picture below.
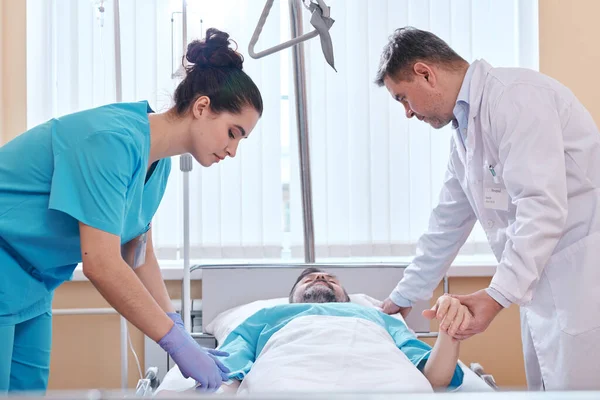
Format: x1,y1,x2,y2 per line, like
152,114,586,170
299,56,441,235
390,148,477,306
488,84,568,305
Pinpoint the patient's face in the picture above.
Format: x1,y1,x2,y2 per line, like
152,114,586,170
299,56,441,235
291,272,350,303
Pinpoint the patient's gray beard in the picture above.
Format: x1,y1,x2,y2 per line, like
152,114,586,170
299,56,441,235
300,285,338,303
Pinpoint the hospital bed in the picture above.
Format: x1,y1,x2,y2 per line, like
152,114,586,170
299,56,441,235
151,264,498,395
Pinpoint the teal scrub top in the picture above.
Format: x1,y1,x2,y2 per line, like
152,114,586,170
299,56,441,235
0,101,171,324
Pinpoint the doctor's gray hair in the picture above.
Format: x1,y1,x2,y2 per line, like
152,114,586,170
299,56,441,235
374,27,466,86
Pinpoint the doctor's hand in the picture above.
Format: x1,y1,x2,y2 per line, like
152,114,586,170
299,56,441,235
381,298,412,319
422,294,473,338
158,322,230,392
449,290,503,340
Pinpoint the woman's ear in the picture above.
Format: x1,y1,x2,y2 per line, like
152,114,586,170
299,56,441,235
192,96,211,119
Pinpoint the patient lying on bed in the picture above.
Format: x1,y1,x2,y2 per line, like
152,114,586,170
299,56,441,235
158,268,472,395
198,267,471,394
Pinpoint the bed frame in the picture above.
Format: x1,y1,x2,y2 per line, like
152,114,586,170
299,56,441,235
198,263,433,334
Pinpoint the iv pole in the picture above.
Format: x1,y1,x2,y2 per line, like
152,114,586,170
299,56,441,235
178,0,194,336
248,0,336,263
288,0,316,263
110,0,130,390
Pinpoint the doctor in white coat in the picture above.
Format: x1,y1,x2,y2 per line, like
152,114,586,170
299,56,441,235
375,27,600,390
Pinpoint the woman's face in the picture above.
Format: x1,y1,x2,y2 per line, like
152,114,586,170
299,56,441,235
189,97,260,167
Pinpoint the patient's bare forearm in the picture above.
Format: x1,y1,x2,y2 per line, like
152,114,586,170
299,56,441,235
422,331,460,388
220,380,241,394
159,380,240,396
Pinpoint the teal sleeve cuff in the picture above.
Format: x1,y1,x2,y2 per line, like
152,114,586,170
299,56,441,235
415,352,464,391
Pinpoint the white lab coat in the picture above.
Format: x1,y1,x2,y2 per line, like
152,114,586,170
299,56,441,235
392,59,600,390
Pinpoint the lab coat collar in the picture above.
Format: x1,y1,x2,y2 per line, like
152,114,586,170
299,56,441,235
451,59,493,169
466,59,494,120
451,63,473,132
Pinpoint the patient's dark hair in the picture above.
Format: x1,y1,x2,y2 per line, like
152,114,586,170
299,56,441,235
172,28,263,117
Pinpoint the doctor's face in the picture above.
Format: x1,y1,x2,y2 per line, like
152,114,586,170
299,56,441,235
383,65,454,130
189,97,260,167
290,270,350,304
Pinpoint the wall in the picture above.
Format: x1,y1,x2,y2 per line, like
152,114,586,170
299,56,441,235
0,0,27,144
539,0,600,128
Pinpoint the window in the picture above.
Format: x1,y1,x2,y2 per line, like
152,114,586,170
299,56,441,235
26,0,538,264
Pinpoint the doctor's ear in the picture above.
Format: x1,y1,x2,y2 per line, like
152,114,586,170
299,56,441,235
192,96,211,118
413,62,436,86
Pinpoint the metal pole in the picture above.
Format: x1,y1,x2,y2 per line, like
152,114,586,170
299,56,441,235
180,0,192,334
181,153,193,333
289,0,315,263
113,0,122,103
113,0,128,390
182,0,188,57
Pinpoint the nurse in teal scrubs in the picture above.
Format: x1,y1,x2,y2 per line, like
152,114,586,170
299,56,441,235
0,28,262,393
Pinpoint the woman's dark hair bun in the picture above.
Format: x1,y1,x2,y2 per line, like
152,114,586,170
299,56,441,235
173,27,262,118
185,28,244,70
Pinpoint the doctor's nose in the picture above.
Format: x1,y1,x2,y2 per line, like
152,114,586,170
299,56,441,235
403,104,415,119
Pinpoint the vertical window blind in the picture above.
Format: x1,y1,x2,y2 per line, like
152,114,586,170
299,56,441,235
26,0,538,263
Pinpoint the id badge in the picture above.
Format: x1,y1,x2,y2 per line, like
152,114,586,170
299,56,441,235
484,187,509,211
121,232,148,269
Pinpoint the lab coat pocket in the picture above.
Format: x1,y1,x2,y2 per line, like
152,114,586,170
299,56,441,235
544,231,600,336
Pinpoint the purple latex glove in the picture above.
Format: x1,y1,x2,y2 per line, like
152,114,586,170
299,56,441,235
167,312,184,329
165,312,230,380
158,323,230,392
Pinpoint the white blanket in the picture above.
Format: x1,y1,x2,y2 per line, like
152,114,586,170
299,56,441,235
238,315,434,393
156,315,493,395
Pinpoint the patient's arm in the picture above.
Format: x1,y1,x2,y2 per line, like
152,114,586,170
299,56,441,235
219,379,241,394
420,294,472,388
422,331,460,388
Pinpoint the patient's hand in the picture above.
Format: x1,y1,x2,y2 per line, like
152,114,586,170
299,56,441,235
422,294,472,337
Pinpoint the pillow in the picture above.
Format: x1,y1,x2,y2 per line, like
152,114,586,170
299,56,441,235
205,293,407,345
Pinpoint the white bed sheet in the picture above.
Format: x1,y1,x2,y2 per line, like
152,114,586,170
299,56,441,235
155,360,493,395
